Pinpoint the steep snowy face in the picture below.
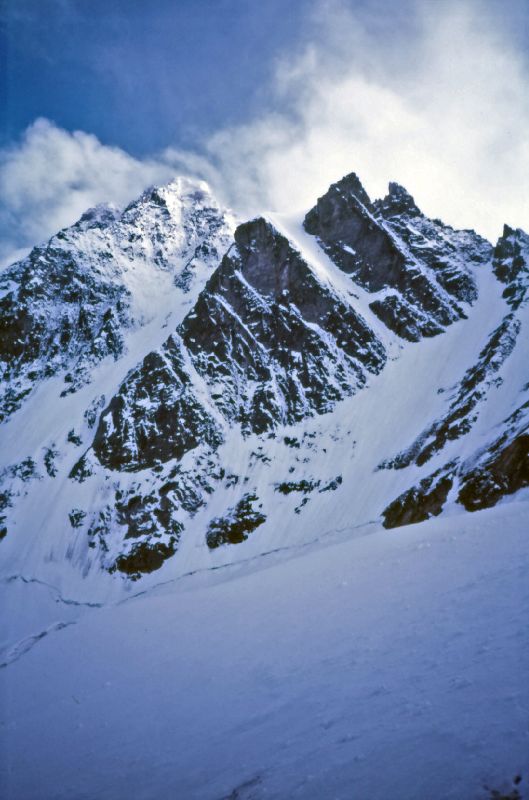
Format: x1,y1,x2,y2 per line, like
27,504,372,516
180,217,386,430
304,173,491,341
91,335,223,473
0,243,129,422
0,177,234,422
382,224,529,527
68,216,388,578
92,217,386,474
2,167,529,599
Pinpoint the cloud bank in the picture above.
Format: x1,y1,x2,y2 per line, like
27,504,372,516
0,119,178,265
202,0,529,240
1,0,528,265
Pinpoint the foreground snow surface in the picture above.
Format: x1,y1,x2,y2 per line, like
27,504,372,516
2,502,529,800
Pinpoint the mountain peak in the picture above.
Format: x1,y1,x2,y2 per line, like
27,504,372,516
121,176,227,225
376,182,421,218
493,223,529,307
329,171,372,209
76,203,121,230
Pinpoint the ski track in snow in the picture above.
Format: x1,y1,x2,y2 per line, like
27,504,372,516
0,621,76,669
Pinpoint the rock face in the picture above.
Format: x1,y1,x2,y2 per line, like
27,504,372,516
379,313,521,470
206,493,266,549
180,218,386,432
92,336,223,472
382,467,455,529
1,168,528,585
304,174,491,341
493,225,529,309
0,241,129,422
80,217,387,572
374,183,485,305
381,223,529,525
0,178,234,422
458,427,529,512
91,217,386,476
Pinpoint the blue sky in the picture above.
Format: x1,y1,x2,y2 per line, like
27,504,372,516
1,0,528,263
1,0,426,154
2,0,309,153
3,0,527,155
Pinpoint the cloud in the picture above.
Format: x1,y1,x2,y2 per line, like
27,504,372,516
0,119,178,266
1,0,528,266
202,0,529,242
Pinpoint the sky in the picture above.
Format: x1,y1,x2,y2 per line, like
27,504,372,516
0,0,528,265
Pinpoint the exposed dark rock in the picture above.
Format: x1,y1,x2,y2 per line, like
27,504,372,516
69,453,94,482
0,244,129,422
111,538,179,579
458,432,529,512
380,314,521,469
0,488,12,541
304,173,489,340
0,178,234,423
91,217,386,478
5,169,526,579
84,395,106,429
383,390,529,523
375,183,489,304
493,225,529,308
294,497,310,514
43,446,59,478
206,494,266,548
369,294,444,342
114,488,181,540
275,479,320,495
374,182,421,219
0,461,39,542
304,173,408,289
319,475,343,492
159,457,216,514
179,217,386,433
284,436,301,449
10,458,38,482
67,429,83,446
92,336,224,471
69,509,86,529
382,468,455,529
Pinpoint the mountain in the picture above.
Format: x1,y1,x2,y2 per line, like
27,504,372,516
303,174,490,340
2,168,528,800
1,170,527,595
381,224,529,527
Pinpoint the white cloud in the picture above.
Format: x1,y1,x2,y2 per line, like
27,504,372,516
1,0,528,266
0,119,178,266
202,0,529,242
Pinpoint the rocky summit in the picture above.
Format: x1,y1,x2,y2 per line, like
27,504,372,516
0,171,527,589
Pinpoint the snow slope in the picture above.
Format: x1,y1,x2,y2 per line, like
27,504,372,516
2,502,528,800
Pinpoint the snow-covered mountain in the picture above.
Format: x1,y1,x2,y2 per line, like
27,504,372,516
1,170,527,602
2,168,529,800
